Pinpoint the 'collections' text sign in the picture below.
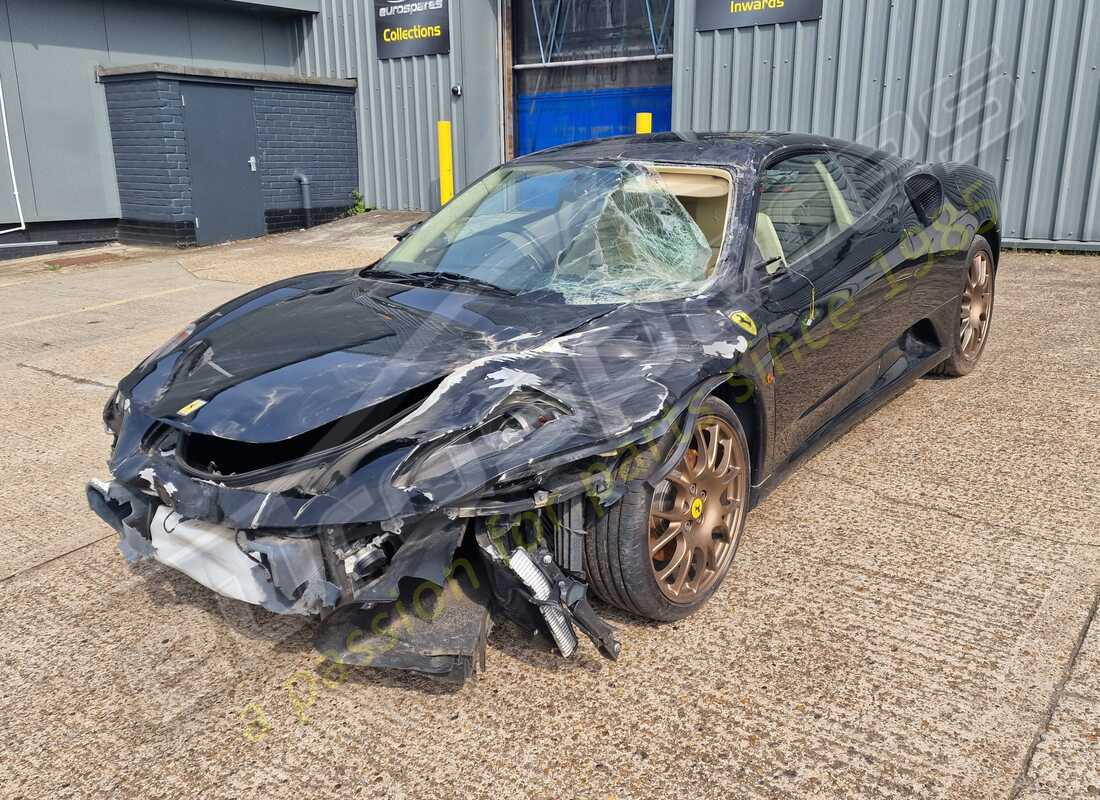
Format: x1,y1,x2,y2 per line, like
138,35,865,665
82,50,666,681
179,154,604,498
375,0,450,59
695,0,823,31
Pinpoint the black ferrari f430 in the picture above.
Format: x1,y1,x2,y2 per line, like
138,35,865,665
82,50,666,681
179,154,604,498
88,132,1000,681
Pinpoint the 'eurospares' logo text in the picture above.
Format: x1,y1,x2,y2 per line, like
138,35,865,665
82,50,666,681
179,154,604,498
378,1,443,17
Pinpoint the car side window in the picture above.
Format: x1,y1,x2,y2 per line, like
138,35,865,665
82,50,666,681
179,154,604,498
835,151,894,211
754,154,859,273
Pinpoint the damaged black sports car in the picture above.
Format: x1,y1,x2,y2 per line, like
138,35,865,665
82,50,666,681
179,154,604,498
88,132,1000,681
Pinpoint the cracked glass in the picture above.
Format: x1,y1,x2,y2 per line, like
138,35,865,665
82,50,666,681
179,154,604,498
377,161,725,305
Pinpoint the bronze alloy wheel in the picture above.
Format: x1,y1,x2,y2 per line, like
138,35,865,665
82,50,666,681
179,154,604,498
648,415,749,603
960,249,993,359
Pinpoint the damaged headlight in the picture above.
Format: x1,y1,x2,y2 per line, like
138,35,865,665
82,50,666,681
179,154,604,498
394,391,571,487
138,322,196,372
102,389,126,437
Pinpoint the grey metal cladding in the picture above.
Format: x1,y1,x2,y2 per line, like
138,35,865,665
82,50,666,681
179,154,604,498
294,0,470,213
673,0,1100,248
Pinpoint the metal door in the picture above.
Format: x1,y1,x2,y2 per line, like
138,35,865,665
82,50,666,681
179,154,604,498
761,152,906,464
183,83,264,245
453,0,503,187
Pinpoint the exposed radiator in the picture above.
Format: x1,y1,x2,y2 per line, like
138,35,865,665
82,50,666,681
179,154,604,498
550,497,586,576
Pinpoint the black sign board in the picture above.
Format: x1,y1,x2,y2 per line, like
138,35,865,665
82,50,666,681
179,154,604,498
695,0,823,31
375,0,451,59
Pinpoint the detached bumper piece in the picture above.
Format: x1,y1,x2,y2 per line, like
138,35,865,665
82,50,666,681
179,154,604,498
509,548,578,656
87,480,618,683
314,544,492,684
508,547,620,660
475,505,620,663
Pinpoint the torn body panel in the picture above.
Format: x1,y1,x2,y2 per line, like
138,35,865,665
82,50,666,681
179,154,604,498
87,479,340,615
86,157,757,680
313,544,493,684
105,293,743,531
86,133,999,681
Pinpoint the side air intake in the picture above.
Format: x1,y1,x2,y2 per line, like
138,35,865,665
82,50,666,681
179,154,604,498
905,173,944,225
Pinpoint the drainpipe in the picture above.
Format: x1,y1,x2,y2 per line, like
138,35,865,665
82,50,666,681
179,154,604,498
294,172,313,229
0,72,27,237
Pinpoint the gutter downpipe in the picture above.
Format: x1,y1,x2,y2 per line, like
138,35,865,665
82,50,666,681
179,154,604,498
294,172,313,228
0,73,27,237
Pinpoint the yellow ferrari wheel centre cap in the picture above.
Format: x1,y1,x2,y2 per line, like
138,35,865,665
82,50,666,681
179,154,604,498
690,497,704,519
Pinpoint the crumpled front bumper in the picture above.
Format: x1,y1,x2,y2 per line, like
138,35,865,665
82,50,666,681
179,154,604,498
86,477,620,682
86,479,341,615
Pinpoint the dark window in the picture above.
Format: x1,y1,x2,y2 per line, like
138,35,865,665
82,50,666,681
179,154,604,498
753,154,859,271
513,0,675,93
835,151,895,211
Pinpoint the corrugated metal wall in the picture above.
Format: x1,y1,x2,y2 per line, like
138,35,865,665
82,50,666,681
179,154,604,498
293,1,453,211
294,1,503,212
673,0,1100,249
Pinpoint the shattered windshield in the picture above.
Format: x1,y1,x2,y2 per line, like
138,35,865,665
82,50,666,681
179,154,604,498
373,161,724,305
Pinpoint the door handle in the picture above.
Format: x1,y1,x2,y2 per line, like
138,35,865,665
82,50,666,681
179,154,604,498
247,156,258,172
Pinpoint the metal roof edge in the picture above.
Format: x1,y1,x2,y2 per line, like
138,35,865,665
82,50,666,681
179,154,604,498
96,63,355,90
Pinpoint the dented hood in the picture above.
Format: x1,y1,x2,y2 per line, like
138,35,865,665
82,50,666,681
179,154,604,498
122,270,610,443
107,275,761,526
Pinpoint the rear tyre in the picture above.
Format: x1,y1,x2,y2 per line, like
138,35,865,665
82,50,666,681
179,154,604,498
584,396,751,622
933,235,995,377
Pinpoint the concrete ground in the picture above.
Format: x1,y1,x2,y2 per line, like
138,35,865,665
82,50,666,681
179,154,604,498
0,215,1096,799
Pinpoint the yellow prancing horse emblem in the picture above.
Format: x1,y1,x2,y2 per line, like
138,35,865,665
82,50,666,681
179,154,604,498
690,497,704,519
177,399,207,416
729,310,757,337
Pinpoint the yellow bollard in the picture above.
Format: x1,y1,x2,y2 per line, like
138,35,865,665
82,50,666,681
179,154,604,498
437,120,454,206
635,112,653,135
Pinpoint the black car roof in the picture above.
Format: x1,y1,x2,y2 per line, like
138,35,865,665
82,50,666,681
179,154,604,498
514,131,896,171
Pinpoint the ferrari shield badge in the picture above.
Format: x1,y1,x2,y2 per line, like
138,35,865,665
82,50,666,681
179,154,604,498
177,399,207,417
729,311,757,337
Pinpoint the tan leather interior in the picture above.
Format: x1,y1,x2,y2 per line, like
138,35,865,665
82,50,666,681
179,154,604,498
814,159,854,228
753,212,787,274
652,165,732,274
656,172,729,198
758,155,856,265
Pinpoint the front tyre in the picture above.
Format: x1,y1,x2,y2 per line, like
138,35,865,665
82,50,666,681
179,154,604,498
584,396,751,622
934,235,995,377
